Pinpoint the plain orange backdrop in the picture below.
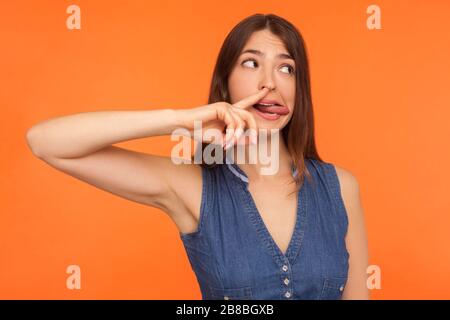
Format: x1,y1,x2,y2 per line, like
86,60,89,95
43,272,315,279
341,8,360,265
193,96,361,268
1,0,450,299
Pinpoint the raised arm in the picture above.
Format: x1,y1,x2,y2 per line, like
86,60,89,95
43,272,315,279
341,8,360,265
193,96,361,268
25,88,268,234
25,109,204,233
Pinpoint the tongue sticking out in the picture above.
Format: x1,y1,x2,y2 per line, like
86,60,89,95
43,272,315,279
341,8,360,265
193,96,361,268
253,104,290,115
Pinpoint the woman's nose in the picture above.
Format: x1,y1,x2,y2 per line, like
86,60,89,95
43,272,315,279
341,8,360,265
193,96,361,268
260,84,275,91
259,70,276,91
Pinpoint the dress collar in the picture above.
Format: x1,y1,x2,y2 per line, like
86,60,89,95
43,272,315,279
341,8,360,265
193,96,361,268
224,153,298,183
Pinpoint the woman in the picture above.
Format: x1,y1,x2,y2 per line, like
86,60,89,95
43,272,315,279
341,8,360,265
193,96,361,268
26,13,369,300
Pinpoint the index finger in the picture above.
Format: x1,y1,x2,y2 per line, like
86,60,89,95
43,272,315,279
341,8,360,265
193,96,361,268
232,87,270,109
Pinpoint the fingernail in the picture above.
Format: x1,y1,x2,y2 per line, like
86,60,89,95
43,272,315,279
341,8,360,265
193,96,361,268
250,130,257,145
222,130,231,147
224,139,234,150
221,136,228,148
234,128,243,141
250,129,257,144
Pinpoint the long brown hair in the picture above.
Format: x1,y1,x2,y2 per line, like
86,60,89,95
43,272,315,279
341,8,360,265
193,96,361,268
194,13,322,190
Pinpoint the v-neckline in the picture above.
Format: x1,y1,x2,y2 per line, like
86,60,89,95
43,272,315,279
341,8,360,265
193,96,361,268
246,182,298,256
225,160,309,266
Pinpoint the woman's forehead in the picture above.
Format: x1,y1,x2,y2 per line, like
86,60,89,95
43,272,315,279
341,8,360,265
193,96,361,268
242,30,289,55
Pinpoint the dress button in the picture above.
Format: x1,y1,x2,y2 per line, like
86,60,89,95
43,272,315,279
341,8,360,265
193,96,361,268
282,265,288,272
224,296,229,300
283,278,290,285
285,291,291,298
339,286,344,292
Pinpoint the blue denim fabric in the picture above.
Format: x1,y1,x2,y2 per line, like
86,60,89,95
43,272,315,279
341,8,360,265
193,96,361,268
179,157,349,300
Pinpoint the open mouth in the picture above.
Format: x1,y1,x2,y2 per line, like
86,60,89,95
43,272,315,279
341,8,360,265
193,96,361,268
252,103,290,116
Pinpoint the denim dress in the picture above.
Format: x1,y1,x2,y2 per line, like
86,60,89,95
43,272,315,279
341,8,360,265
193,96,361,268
179,157,349,300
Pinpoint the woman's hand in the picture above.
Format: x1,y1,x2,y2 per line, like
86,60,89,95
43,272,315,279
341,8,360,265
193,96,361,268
178,87,269,149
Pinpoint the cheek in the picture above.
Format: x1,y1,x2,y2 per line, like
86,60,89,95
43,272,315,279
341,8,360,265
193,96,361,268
228,72,255,103
285,110,294,124
285,81,296,108
278,82,295,109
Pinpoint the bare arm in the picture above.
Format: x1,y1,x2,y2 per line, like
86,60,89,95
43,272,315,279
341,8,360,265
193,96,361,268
25,88,269,234
25,109,202,233
335,166,370,300
26,109,179,159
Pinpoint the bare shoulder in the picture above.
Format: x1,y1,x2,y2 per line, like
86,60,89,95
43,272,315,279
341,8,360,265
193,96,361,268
170,162,203,216
33,142,204,235
333,165,360,196
333,164,370,299
137,157,203,234
332,164,363,221
164,161,203,233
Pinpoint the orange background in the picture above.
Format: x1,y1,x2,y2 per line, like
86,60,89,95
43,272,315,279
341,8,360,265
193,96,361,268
1,0,450,299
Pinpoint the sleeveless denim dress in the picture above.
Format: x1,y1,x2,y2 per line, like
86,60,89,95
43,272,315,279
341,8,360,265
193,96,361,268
179,157,349,300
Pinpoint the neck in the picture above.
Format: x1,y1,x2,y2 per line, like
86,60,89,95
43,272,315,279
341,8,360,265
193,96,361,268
225,130,293,183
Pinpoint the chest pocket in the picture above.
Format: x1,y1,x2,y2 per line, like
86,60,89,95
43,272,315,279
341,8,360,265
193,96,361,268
319,277,347,300
208,286,253,300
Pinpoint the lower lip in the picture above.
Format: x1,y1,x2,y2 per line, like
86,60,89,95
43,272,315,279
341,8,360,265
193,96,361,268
253,107,282,121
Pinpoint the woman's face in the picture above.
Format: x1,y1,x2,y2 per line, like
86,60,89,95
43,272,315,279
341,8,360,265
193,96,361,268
228,29,296,131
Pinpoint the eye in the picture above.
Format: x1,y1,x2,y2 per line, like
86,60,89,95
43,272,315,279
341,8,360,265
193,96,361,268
241,59,295,74
280,64,295,75
242,59,257,68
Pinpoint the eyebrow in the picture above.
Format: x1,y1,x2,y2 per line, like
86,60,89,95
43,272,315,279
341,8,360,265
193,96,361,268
240,49,294,61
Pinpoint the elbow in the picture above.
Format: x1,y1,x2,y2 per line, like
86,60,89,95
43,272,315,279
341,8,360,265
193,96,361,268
26,126,45,159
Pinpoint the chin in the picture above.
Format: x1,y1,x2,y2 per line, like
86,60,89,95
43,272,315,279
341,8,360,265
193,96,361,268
253,113,290,129
255,121,286,132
